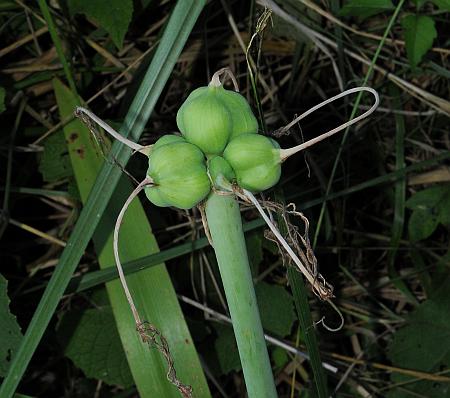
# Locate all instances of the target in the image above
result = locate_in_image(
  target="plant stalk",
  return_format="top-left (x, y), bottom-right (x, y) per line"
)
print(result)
top-left (205, 192), bottom-right (277, 398)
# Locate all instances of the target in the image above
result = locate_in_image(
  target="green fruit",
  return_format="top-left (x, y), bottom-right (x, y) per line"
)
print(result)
top-left (176, 85), bottom-right (258, 155)
top-left (145, 138), bottom-right (211, 209)
top-left (152, 134), bottom-right (186, 150)
top-left (207, 155), bottom-right (235, 187)
top-left (220, 89), bottom-right (258, 139)
top-left (223, 134), bottom-right (281, 192)
top-left (145, 188), bottom-right (169, 208)
top-left (176, 86), bottom-right (231, 155)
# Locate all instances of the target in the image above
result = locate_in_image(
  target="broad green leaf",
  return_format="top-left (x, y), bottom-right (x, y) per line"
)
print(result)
top-left (431, 0), bottom-right (450, 10)
top-left (58, 290), bottom-right (134, 387)
top-left (255, 282), bottom-right (296, 337)
top-left (213, 324), bottom-right (241, 375)
top-left (435, 187), bottom-right (450, 225)
top-left (406, 185), bottom-right (449, 209)
top-left (408, 207), bottom-right (439, 242)
top-left (406, 185), bottom-right (450, 241)
top-left (271, 347), bottom-right (289, 370)
top-left (0, 274), bottom-right (23, 377)
top-left (401, 15), bottom-right (437, 68)
top-left (38, 131), bottom-right (73, 182)
top-left (387, 280), bottom-right (450, 397)
top-left (339, 0), bottom-right (394, 19)
top-left (68, 0), bottom-right (133, 49)
top-left (0, 87), bottom-right (5, 113)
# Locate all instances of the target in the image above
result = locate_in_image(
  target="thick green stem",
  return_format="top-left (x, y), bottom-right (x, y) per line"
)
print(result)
top-left (205, 192), bottom-right (277, 398)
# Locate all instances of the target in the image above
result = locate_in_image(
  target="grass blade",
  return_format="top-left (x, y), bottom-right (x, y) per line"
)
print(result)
top-left (0, 99), bottom-right (26, 239)
top-left (0, 1), bottom-right (206, 396)
top-left (387, 85), bottom-right (418, 305)
top-left (274, 188), bottom-right (328, 397)
top-left (287, 267), bottom-right (328, 397)
top-left (54, 79), bottom-right (210, 396)
top-left (37, 0), bottom-right (77, 94)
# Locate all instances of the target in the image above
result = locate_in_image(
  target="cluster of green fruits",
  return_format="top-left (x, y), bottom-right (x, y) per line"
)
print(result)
top-left (145, 79), bottom-right (283, 209)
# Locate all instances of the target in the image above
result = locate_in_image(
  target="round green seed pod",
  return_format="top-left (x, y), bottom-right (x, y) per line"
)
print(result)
top-left (176, 86), bottom-right (231, 155)
top-left (207, 155), bottom-right (235, 186)
top-left (145, 139), bottom-right (211, 209)
top-left (145, 188), bottom-right (169, 207)
top-left (223, 134), bottom-right (281, 193)
top-left (220, 89), bottom-right (258, 139)
top-left (176, 85), bottom-right (258, 155)
top-left (152, 134), bottom-right (186, 150)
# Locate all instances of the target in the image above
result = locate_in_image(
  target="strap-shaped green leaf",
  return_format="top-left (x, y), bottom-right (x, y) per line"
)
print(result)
top-left (54, 78), bottom-right (210, 396)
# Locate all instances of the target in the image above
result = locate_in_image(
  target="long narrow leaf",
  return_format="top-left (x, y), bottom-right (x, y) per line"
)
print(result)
top-left (54, 79), bottom-right (210, 396)
top-left (387, 85), bottom-right (418, 305)
top-left (274, 189), bottom-right (328, 397)
top-left (287, 267), bottom-right (328, 397)
top-left (0, 1), bottom-right (206, 396)
top-left (37, 0), bottom-right (77, 94)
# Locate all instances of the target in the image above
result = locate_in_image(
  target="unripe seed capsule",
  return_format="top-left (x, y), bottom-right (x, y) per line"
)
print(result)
top-left (176, 86), bottom-right (231, 155)
top-left (219, 89), bottom-right (258, 139)
top-left (145, 136), bottom-right (211, 209)
top-left (152, 134), bottom-right (186, 150)
top-left (176, 83), bottom-right (258, 155)
top-left (223, 134), bottom-right (281, 193)
top-left (145, 188), bottom-right (170, 208)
